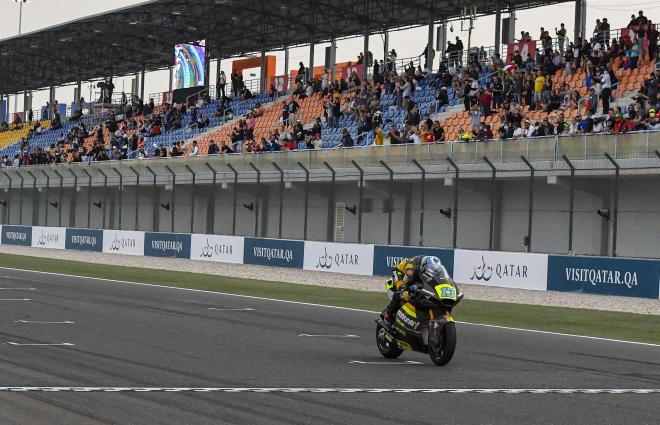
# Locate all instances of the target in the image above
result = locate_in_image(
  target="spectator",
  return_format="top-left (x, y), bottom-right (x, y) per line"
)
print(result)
top-left (556, 23), bottom-right (567, 56)
top-left (217, 71), bottom-right (226, 99)
top-left (220, 140), bottom-right (234, 154)
top-left (189, 140), bottom-right (199, 157)
top-left (340, 128), bottom-right (354, 147)
top-left (388, 124), bottom-right (403, 144)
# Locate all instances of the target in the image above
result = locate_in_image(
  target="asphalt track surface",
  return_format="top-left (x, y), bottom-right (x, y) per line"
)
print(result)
top-left (0, 268), bottom-right (658, 424)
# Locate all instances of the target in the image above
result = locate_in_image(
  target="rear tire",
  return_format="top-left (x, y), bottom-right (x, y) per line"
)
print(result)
top-left (376, 324), bottom-right (403, 359)
top-left (429, 322), bottom-right (457, 366)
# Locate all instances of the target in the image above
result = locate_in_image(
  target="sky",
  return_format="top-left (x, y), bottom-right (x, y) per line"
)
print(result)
top-left (0, 0), bottom-right (657, 115)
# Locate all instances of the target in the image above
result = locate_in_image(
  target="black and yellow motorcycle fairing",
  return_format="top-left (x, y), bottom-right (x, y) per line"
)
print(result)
top-left (376, 282), bottom-right (462, 366)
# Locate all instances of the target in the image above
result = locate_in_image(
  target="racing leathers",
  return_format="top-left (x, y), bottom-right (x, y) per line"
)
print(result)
top-left (381, 255), bottom-right (426, 325)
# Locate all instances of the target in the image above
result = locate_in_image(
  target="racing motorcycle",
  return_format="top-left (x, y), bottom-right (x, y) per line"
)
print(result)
top-left (375, 280), bottom-right (463, 366)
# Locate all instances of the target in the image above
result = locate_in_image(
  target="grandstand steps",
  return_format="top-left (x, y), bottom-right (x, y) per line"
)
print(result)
top-left (179, 95), bottom-right (293, 152)
top-left (430, 103), bottom-right (465, 123)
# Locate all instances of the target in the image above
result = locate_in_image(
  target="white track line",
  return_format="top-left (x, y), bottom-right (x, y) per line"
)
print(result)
top-left (208, 307), bottom-right (254, 311)
top-left (299, 334), bottom-right (359, 338)
top-left (348, 360), bottom-right (423, 365)
top-left (13, 320), bottom-right (75, 324)
top-left (0, 266), bottom-right (658, 349)
top-left (0, 288), bottom-right (35, 290)
top-left (0, 299), bottom-right (30, 301)
top-left (0, 387), bottom-right (657, 394)
top-left (4, 342), bottom-right (74, 346)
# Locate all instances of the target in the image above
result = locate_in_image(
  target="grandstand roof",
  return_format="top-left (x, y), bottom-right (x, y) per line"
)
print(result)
top-left (0, 0), bottom-right (570, 94)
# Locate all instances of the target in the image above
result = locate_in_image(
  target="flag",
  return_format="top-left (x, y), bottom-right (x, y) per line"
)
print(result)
top-left (501, 64), bottom-right (518, 75)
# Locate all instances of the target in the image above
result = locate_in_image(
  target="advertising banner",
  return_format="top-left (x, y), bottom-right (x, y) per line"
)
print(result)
top-left (65, 228), bottom-right (103, 251)
top-left (372, 245), bottom-right (454, 277)
top-left (190, 234), bottom-right (244, 264)
top-left (303, 241), bottom-right (374, 276)
top-left (31, 226), bottom-right (66, 250)
top-left (243, 237), bottom-right (304, 269)
top-left (1, 225), bottom-right (32, 246)
top-left (102, 230), bottom-right (145, 256)
top-left (505, 40), bottom-right (537, 64)
top-left (453, 249), bottom-right (548, 291)
top-left (547, 256), bottom-right (660, 299)
top-left (144, 232), bottom-right (191, 258)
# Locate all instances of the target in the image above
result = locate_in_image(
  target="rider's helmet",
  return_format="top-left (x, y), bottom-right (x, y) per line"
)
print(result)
top-left (420, 256), bottom-right (451, 286)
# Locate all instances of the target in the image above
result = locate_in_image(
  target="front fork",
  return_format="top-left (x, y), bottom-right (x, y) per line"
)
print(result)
top-left (428, 313), bottom-right (454, 347)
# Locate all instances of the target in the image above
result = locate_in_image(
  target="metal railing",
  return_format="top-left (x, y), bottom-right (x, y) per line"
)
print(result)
top-left (209, 131), bottom-right (660, 172)
top-left (8, 131), bottom-right (656, 172)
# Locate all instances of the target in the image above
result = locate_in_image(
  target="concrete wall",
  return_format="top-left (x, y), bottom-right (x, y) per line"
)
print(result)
top-left (1, 173), bottom-right (658, 259)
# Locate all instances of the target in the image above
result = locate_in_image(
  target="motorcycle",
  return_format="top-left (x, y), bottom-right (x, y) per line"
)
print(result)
top-left (375, 281), bottom-right (463, 366)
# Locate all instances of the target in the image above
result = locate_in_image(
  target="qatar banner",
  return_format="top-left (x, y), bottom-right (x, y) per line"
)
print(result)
top-left (548, 255), bottom-right (660, 299)
top-left (243, 237), bottom-right (304, 269)
top-left (65, 228), bottom-right (103, 252)
top-left (372, 245), bottom-right (454, 277)
top-left (453, 249), bottom-right (548, 291)
top-left (1, 225), bottom-right (32, 246)
top-left (144, 232), bottom-right (191, 259)
top-left (102, 230), bottom-right (145, 256)
top-left (505, 40), bottom-right (537, 64)
top-left (190, 234), bottom-right (244, 264)
top-left (31, 226), bottom-right (66, 250)
top-left (303, 241), bottom-right (374, 276)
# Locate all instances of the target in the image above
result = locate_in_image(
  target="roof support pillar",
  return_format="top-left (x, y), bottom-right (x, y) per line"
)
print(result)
top-left (383, 30), bottom-right (389, 65)
top-left (362, 29), bottom-right (369, 81)
top-left (329, 38), bottom-right (337, 82)
top-left (494, 2), bottom-right (502, 56)
top-left (426, 21), bottom-right (434, 71)
top-left (439, 19), bottom-right (447, 58)
top-left (308, 39), bottom-right (315, 82)
top-left (574, 0), bottom-right (586, 44)
top-left (133, 72), bottom-right (139, 97)
top-left (260, 49), bottom-right (267, 95)
top-left (140, 67), bottom-right (146, 101)
top-left (507, 8), bottom-right (516, 45)
top-left (169, 66), bottom-right (174, 92)
top-left (76, 79), bottom-right (82, 104)
top-left (48, 86), bottom-right (55, 120)
top-left (215, 58), bottom-right (221, 98)
top-left (205, 41), bottom-right (211, 91)
top-left (22, 91), bottom-right (27, 118)
top-left (0, 94), bottom-right (4, 123)
top-left (284, 48), bottom-right (290, 86)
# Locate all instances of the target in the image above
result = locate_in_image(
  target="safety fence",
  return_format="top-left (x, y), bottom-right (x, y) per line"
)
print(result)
top-left (1, 225), bottom-right (658, 300)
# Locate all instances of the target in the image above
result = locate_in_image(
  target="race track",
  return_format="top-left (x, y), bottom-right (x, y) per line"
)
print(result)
top-left (0, 267), bottom-right (658, 424)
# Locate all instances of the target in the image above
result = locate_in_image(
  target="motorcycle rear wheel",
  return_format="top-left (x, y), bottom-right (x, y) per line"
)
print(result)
top-left (376, 324), bottom-right (403, 359)
top-left (429, 322), bottom-right (457, 366)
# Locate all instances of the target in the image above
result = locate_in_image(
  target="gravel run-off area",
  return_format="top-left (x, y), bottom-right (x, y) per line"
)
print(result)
top-left (1, 245), bottom-right (659, 316)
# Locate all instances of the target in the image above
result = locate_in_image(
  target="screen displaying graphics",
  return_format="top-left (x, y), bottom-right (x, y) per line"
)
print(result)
top-left (174, 42), bottom-right (206, 89)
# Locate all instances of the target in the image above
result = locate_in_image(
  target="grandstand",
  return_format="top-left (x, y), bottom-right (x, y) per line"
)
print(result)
top-left (1, 0), bottom-right (615, 162)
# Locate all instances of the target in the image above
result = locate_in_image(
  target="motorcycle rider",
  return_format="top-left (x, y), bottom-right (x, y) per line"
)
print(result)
top-left (380, 256), bottom-right (453, 326)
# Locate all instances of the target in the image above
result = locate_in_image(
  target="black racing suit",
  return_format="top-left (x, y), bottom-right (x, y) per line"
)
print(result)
top-left (382, 256), bottom-right (425, 322)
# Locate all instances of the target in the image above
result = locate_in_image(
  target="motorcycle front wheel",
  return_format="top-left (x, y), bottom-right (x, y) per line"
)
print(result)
top-left (376, 324), bottom-right (403, 359)
top-left (429, 322), bottom-right (457, 366)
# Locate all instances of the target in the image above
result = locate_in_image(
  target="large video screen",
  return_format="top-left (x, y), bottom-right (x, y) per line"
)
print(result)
top-left (174, 42), bottom-right (206, 89)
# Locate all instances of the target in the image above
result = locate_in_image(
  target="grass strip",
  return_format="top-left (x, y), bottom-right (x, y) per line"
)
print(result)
top-left (1, 252), bottom-right (659, 344)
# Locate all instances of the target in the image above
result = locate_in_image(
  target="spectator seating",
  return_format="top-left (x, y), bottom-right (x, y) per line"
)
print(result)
top-left (439, 59), bottom-right (656, 141)
top-left (0, 120), bottom-right (51, 148)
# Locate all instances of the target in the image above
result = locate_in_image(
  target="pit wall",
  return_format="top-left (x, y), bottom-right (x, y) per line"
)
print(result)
top-left (2, 225), bottom-right (658, 300)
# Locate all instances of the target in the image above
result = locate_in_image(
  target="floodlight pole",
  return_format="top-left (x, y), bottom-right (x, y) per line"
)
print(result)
top-left (13, 0), bottom-right (28, 117)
